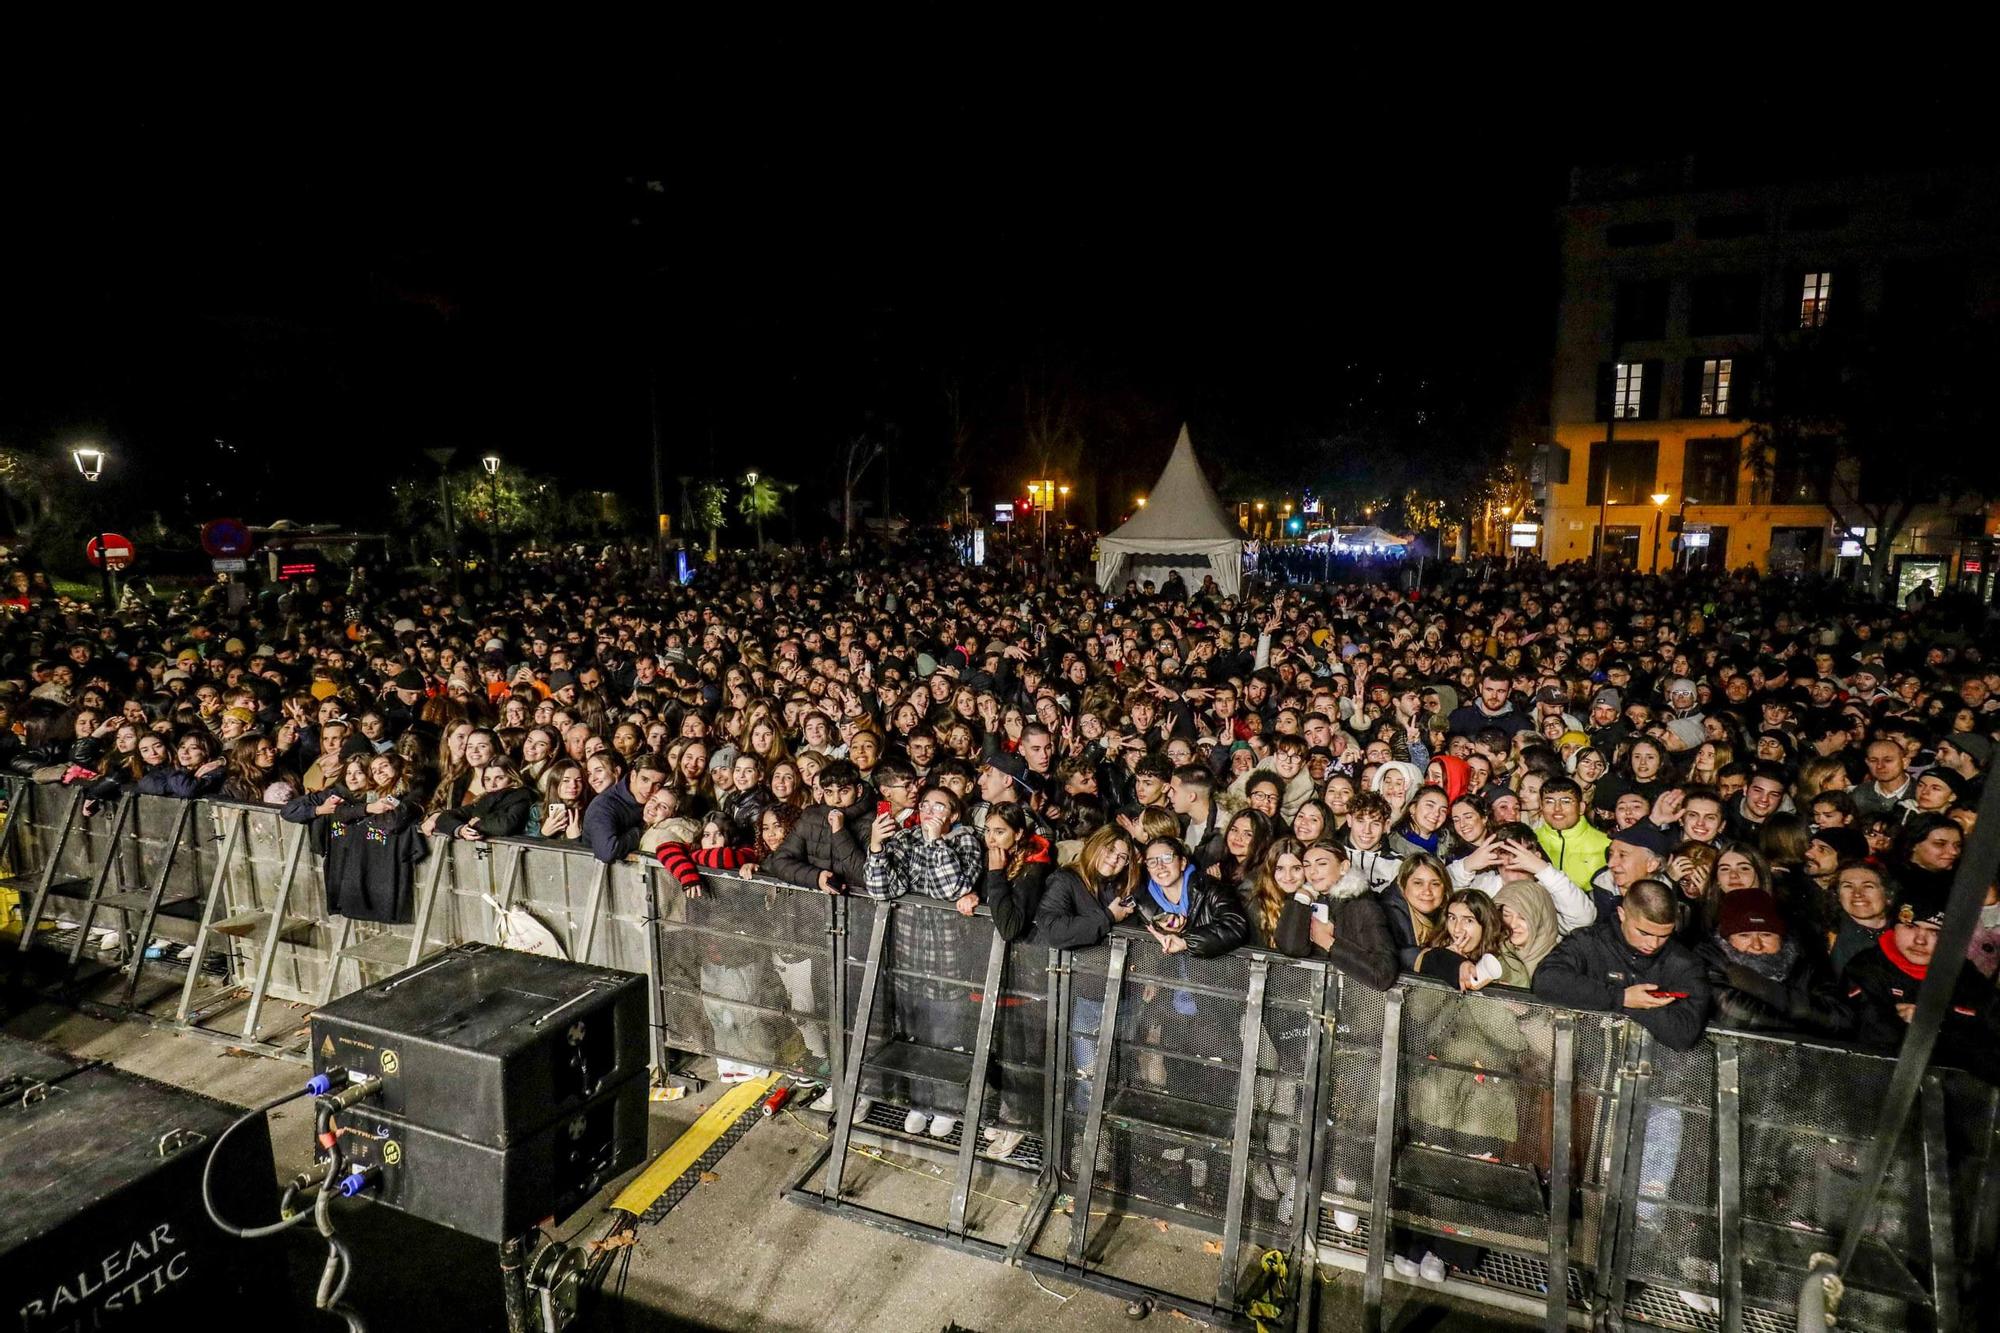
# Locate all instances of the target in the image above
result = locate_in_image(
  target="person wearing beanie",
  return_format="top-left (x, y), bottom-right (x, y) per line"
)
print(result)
top-left (1695, 888), bottom-right (1853, 1037)
top-left (1843, 884), bottom-right (2000, 1083)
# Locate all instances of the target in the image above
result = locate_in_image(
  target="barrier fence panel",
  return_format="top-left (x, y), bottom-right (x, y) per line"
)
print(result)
top-left (651, 871), bottom-right (835, 1084)
top-left (792, 894), bottom-right (1051, 1255)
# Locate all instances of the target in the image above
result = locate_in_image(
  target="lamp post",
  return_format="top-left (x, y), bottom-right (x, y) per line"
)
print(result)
top-left (1057, 484), bottom-right (1070, 529)
top-left (1135, 495), bottom-right (1147, 509)
top-left (482, 454), bottom-right (503, 570)
top-left (745, 470), bottom-right (764, 551)
top-left (1650, 491), bottom-right (1670, 573)
top-left (72, 447), bottom-right (114, 607)
top-left (1254, 500), bottom-right (1266, 539)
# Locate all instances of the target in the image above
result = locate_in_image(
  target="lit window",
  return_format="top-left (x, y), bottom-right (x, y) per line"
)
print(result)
top-left (1698, 359), bottom-right (1732, 417)
top-left (1800, 271), bottom-right (1832, 328)
top-left (1612, 362), bottom-right (1645, 420)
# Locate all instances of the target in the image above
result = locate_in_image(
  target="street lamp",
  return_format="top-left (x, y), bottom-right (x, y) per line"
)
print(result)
top-left (1254, 500), bottom-right (1266, 538)
top-left (744, 471), bottom-right (765, 551)
top-left (1058, 484), bottom-right (1070, 528)
top-left (71, 447), bottom-right (114, 606)
top-left (1135, 495), bottom-right (1147, 508)
top-left (1650, 491), bottom-right (1670, 573)
top-left (482, 454), bottom-right (503, 570)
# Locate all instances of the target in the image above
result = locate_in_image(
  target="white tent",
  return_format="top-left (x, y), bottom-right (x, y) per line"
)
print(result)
top-left (1095, 425), bottom-right (1245, 598)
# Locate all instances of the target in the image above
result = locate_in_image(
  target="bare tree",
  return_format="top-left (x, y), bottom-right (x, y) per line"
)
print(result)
top-left (838, 434), bottom-right (884, 547)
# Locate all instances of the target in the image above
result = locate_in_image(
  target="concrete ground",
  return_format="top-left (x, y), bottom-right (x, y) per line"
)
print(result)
top-left (3, 998), bottom-right (1524, 1333)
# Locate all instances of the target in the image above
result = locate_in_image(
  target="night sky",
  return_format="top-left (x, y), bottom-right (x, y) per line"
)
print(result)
top-left (5, 91), bottom-right (1982, 548)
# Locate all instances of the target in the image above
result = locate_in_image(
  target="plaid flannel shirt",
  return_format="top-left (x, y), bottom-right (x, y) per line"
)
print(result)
top-left (863, 823), bottom-right (984, 902)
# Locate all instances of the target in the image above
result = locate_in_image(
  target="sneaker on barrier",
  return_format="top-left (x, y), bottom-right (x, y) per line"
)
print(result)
top-left (1277, 1177), bottom-right (1297, 1226)
top-left (1418, 1252), bottom-right (1446, 1285)
top-left (1332, 1208), bottom-right (1360, 1234)
top-left (981, 1128), bottom-right (1025, 1160)
top-left (1677, 1290), bottom-right (1721, 1317)
top-left (927, 1115), bottom-right (957, 1139)
top-left (1249, 1163), bottom-right (1279, 1202)
top-left (807, 1088), bottom-right (834, 1114)
top-left (1392, 1255), bottom-right (1419, 1280)
top-left (903, 1110), bottom-right (928, 1134)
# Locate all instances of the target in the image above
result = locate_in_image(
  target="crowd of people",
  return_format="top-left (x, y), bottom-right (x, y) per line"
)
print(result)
top-left (5, 541), bottom-right (1999, 1290)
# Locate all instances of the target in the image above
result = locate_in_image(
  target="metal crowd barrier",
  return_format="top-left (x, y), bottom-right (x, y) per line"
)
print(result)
top-left (3, 774), bottom-right (1995, 1330)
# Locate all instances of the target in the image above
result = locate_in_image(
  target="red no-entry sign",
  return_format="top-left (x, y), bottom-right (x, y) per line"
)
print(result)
top-left (201, 518), bottom-right (253, 558)
top-left (86, 534), bottom-right (136, 569)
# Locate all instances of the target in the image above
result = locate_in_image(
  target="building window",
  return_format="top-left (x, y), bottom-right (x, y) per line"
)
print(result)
top-left (1800, 271), bottom-right (1833, 328)
top-left (1754, 438), bottom-right (1834, 505)
top-left (1612, 362), bottom-right (1644, 419)
top-left (1682, 437), bottom-right (1739, 506)
top-left (1688, 273), bottom-right (1760, 336)
top-left (1614, 279), bottom-right (1670, 341)
top-left (1587, 439), bottom-right (1659, 506)
top-left (1696, 359), bottom-right (1732, 416)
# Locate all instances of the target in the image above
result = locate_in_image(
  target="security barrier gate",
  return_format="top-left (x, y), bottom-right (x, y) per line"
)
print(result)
top-left (3, 775), bottom-right (1994, 1330)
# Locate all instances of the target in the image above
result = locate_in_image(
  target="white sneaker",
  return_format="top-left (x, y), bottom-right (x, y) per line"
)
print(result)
top-left (808, 1089), bottom-right (834, 1114)
top-left (1332, 1208), bottom-right (1361, 1233)
top-left (1392, 1256), bottom-right (1419, 1279)
top-left (981, 1128), bottom-right (1025, 1160)
top-left (1677, 1291), bottom-right (1721, 1317)
top-left (903, 1110), bottom-right (928, 1134)
top-left (1249, 1163), bottom-right (1279, 1202)
top-left (927, 1115), bottom-right (957, 1139)
top-left (1277, 1177), bottom-right (1297, 1226)
top-left (1418, 1252), bottom-right (1446, 1284)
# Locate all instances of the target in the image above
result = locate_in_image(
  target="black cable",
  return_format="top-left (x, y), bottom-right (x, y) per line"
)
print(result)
top-left (203, 1085), bottom-right (316, 1240)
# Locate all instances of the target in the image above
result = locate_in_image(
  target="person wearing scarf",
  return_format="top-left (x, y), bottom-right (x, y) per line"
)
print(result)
top-left (1695, 888), bottom-right (1853, 1037)
top-left (1845, 885), bottom-right (2000, 1084)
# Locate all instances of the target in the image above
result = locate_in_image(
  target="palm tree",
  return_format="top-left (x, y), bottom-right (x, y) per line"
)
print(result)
top-left (693, 480), bottom-right (729, 560)
top-left (736, 471), bottom-right (790, 552)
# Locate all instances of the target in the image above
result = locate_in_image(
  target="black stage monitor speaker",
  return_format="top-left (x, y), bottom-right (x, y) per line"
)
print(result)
top-left (309, 944), bottom-right (650, 1241)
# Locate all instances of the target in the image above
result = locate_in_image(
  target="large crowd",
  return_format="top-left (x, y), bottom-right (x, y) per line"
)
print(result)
top-left (5, 541), bottom-right (1999, 1292)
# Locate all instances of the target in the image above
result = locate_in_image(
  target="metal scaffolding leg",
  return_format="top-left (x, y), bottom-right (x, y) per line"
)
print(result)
top-left (575, 860), bottom-right (611, 962)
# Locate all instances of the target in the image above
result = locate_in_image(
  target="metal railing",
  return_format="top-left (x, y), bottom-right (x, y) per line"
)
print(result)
top-left (2, 775), bottom-right (1993, 1330)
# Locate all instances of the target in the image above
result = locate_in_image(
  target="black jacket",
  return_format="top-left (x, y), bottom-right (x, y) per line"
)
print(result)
top-left (1692, 937), bottom-right (1855, 1038)
top-left (980, 839), bottom-right (1053, 943)
top-left (1132, 867), bottom-right (1249, 959)
top-left (1379, 882), bottom-right (1441, 971)
top-left (762, 793), bottom-right (872, 892)
top-left (432, 786), bottom-right (535, 840)
top-left (1275, 873), bottom-right (1400, 992)
top-left (583, 778), bottom-right (646, 863)
top-left (1033, 866), bottom-right (1127, 951)
top-left (1532, 919), bottom-right (1714, 1051)
top-left (1843, 938), bottom-right (2000, 1084)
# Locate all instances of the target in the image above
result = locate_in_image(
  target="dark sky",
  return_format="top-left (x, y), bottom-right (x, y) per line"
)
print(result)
top-left (4, 90), bottom-right (1984, 541)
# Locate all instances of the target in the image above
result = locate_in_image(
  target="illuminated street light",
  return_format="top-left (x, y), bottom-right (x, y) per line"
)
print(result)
top-left (72, 446), bottom-right (105, 482)
top-left (71, 445), bottom-right (113, 605)
top-left (482, 453), bottom-right (501, 475)
top-left (1135, 495), bottom-right (1147, 508)
top-left (482, 455), bottom-right (503, 568)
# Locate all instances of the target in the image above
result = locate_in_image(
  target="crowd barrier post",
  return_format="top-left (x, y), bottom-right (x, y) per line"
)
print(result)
top-left (1062, 934), bottom-right (1129, 1270)
top-left (60, 795), bottom-right (134, 974)
top-left (575, 860), bottom-right (610, 961)
top-left (112, 798), bottom-right (197, 1008)
top-left (825, 898), bottom-right (892, 1204)
top-left (15, 785), bottom-right (84, 947)
top-left (1544, 1013), bottom-right (1576, 1333)
top-left (240, 818), bottom-right (310, 1041)
top-left (945, 929), bottom-right (1009, 1238)
top-left (1919, 1075), bottom-right (1958, 1333)
top-left (176, 805), bottom-right (248, 1024)
top-left (1715, 1036), bottom-right (1744, 1333)
top-left (1359, 985), bottom-right (1403, 1333)
top-left (1215, 955), bottom-right (1269, 1310)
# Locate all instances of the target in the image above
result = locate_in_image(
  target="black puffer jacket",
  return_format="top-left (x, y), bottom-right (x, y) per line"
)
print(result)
top-left (1532, 919), bottom-right (1713, 1051)
top-left (762, 792), bottom-right (873, 892)
top-left (1132, 865), bottom-right (1249, 959)
top-left (432, 786), bottom-right (535, 840)
top-left (1693, 936), bottom-right (1855, 1038)
top-left (1033, 866), bottom-right (1129, 950)
top-left (1276, 868), bottom-right (1400, 991)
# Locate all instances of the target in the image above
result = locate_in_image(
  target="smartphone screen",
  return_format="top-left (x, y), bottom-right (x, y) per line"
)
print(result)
top-left (876, 800), bottom-right (893, 817)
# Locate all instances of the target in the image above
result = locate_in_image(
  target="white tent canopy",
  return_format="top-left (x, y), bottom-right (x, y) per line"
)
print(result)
top-left (1095, 425), bottom-right (1245, 598)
